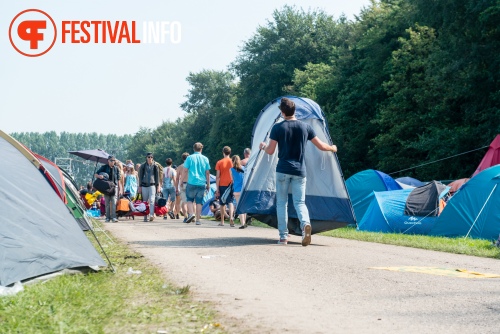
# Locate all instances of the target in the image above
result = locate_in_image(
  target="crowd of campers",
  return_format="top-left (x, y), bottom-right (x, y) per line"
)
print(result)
top-left (79, 150), bottom-right (249, 225)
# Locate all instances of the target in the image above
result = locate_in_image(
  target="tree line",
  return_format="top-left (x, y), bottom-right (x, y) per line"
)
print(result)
top-left (12, 0), bottom-right (500, 186)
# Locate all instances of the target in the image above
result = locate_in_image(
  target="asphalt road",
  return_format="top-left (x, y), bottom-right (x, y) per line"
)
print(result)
top-left (105, 218), bottom-right (500, 334)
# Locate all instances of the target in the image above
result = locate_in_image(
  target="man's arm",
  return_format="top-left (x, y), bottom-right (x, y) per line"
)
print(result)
top-left (310, 137), bottom-right (337, 152)
top-left (259, 139), bottom-right (278, 155)
top-left (205, 169), bottom-right (211, 190)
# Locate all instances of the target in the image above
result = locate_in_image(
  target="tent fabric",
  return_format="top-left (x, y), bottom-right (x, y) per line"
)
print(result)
top-left (395, 176), bottom-right (425, 187)
top-left (346, 169), bottom-right (402, 222)
top-left (430, 165), bottom-right (500, 240)
top-left (357, 189), bottom-right (439, 235)
top-left (34, 153), bottom-right (67, 204)
top-left (61, 170), bottom-right (92, 231)
top-left (0, 131), bottom-right (106, 287)
top-left (404, 181), bottom-right (449, 217)
top-left (237, 96), bottom-right (355, 236)
top-left (472, 135), bottom-right (500, 177)
top-left (447, 178), bottom-right (470, 195)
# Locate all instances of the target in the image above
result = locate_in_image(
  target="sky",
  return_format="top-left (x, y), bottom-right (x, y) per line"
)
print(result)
top-left (0, 0), bottom-right (371, 136)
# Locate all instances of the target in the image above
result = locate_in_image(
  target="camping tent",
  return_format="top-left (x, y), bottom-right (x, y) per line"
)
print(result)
top-left (346, 169), bottom-right (402, 223)
top-left (472, 135), bottom-right (500, 177)
top-left (357, 189), bottom-right (440, 235)
top-left (0, 130), bottom-right (106, 287)
top-left (430, 165), bottom-right (500, 240)
top-left (395, 176), bottom-right (425, 188)
top-left (404, 181), bottom-right (449, 217)
top-left (60, 168), bottom-right (92, 230)
top-left (236, 96), bottom-right (355, 235)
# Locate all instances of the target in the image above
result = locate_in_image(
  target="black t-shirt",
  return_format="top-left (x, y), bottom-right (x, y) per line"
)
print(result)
top-left (269, 120), bottom-right (316, 177)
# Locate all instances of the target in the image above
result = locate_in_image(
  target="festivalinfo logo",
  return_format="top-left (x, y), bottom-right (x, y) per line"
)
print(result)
top-left (9, 8), bottom-right (182, 57)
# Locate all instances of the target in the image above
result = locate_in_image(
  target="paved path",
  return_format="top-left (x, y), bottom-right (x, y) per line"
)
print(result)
top-left (105, 218), bottom-right (500, 333)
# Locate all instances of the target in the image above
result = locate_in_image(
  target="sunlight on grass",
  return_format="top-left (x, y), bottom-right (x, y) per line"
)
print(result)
top-left (0, 219), bottom-right (226, 334)
top-left (321, 227), bottom-right (500, 259)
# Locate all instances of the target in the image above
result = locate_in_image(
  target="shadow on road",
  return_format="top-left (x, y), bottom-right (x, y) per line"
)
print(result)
top-left (128, 236), bottom-right (325, 248)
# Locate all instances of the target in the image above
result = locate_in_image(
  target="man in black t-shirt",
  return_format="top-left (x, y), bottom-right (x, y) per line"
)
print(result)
top-left (260, 97), bottom-right (337, 246)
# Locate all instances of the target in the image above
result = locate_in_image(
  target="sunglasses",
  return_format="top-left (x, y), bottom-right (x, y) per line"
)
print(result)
top-left (147, 156), bottom-right (153, 159)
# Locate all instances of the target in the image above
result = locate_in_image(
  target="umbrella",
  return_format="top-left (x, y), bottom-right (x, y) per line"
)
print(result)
top-left (68, 149), bottom-right (111, 164)
top-left (68, 149), bottom-right (111, 181)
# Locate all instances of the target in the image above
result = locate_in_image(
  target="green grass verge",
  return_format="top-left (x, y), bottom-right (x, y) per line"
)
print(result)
top-left (321, 227), bottom-right (500, 259)
top-left (0, 220), bottom-right (226, 334)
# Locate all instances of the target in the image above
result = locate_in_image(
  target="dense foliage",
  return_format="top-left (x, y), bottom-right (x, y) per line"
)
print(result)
top-left (11, 0), bottom-right (500, 182)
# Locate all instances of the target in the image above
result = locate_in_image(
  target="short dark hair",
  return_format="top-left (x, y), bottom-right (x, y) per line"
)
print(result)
top-left (279, 97), bottom-right (295, 117)
top-left (146, 152), bottom-right (153, 157)
top-left (165, 158), bottom-right (173, 166)
top-left (181, 152), bottom-right (189, 161)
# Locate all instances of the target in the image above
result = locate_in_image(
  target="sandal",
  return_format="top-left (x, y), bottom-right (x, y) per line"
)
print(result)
top-left (218, 223), bottom-right (225, 226)
top-left (230, 220), bottom-right (235, 227)
top-left (239, 224), bottom-right (247, 229)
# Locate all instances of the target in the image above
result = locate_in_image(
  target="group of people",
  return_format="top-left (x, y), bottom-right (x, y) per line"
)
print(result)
top-left (93, 97), bottom-right (337, 246)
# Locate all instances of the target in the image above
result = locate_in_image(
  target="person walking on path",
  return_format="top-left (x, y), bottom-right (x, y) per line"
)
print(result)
top-left (231, 155), bottom-right (247, 228)
top-left (162, 158), bottom-right (178, 220)
top-left (138, 152), bottom-right (161, 222)
top-left (184, 143), bottom-right (210, 225)
top-left (241, 148), bottom-right (251, 167)
top-left (94, 155), bottom-right (122, 223)
top-left (175, 152), bottom-right (190, 222)
top-left (215, 146), bottom-right (235, 227)
top-left (259, 97), bottom-right (337, 246)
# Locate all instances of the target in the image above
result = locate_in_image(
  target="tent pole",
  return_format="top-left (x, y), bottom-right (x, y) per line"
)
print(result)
top-left (465, 184), bottom-right (497, 239)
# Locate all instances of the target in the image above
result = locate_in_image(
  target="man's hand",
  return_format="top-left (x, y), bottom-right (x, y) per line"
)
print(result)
top-left (331, 145), bottom-right (337, 153)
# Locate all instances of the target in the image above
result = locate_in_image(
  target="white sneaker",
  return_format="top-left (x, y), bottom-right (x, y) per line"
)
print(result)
top-left (185, 214), bottom-right (195, 224)
top-left (302, 224), bottom-right (312, 246)
top-left (195, 221), bottom-right (201, 225)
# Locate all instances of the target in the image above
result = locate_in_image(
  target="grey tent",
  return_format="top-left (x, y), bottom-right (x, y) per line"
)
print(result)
top-left (404, 181), bottom-right (449, 217)
top-left (0, 130), bottom-right (106, 287)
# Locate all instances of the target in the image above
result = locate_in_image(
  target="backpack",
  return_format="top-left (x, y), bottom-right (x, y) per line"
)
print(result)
top-left (93, 178), bottom-right (116, 196)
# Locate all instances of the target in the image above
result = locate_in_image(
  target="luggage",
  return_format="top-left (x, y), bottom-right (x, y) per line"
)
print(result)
top-left (93, 178), bottom-right (116, 196)
top-left (116, 197), bottom-right (131, 217)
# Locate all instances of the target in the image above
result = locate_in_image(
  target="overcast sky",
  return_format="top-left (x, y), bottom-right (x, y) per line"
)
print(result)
top-left (0, 0), bottom-right (371, 135)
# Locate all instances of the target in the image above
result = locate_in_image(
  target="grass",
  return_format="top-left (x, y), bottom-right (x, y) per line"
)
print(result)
top-left (3, 217), bottom-right (496, 333)
top-left (211, 214), bottom-right (500, 259)
top-left (0, 219), bottom-right (226, 334)
top-left (321, 227), bottom-right (500, 259)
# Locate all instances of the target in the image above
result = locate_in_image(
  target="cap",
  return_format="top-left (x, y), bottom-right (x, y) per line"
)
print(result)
top-left (146, 152), bottom-right (153, 157)
top-left (107, 155), bottom-right (115, 161)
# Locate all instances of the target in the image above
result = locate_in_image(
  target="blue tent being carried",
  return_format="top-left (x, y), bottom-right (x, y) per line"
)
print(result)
top-left (430, 165), bottom-right (500, 240)
top-left (237, 96), bottom-right (355, 235)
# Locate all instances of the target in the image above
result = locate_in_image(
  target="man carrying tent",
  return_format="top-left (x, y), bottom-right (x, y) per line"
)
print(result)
top-left (259, 97), bottom-right (337, 246)
top-left (94, 155), bottom-right (122, 223)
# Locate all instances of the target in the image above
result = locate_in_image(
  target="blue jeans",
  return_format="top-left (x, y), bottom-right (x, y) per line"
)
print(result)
top-left (186, 184), bottom-right (205, 204)
top-left (276, 172), bottom-right (310, 240)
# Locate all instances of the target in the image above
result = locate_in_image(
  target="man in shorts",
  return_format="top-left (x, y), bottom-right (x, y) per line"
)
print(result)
top-left (184, 143), bottom-right (210, 225)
